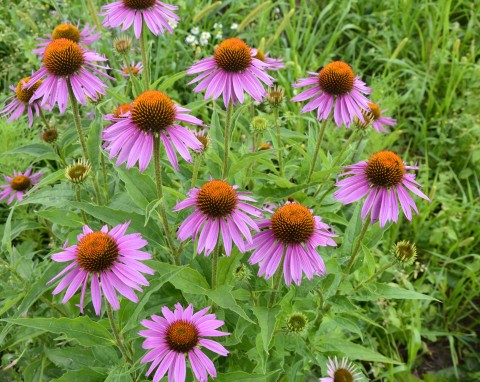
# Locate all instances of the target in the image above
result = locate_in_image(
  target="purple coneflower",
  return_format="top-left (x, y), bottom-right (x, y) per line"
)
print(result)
top-left (0, 168), bottom-right (42, 204)
top-left (120, 61), bottom-right (144, 77)
top-left (291, 61), bottom-right (371, 127)
top-left (25, 39), bottom-right (112, 114)
top-left (320, 357), bottom-right (364, 382)
top-left (248, 202), bottom-right (337, 286)
top-left (187, 38), bottom-right (274, 107)
top-left (254, 49), bottom-right (284, 71)
top-left (334, 150), bottom-right (430, 227)
top-left (139, 303), bottom-right (229, 382)
top-left (48, 221), bottom-right (154, 315)
top-left (174, 180), bottom-right (261, 256)
top-left (102, 90), bottom-right (203, 172)
top-left (33, 22), bottom-right (100, 58)
top-left (359, 102), bottom-right (396, 133)
top-left (101, 0), bottom-right (179, 39)
top-left (0, 77), bottom-right (45, 127)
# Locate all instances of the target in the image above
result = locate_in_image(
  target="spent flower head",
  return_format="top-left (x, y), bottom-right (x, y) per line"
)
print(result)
top-left (40, 127), bottom-right (59, 143)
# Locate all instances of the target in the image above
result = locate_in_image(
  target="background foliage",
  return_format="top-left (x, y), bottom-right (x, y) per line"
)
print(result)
top-left (0, 0), bottom-right (479, 381)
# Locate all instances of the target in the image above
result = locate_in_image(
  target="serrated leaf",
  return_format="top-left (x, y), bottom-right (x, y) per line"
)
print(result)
top-left (252, 306), bottom-right (280, 353)
top-left (2, 317), bottom-right (115, 347)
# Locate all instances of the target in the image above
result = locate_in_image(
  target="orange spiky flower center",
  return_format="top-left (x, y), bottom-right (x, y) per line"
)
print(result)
top-left (367, 102), bottom-right (381, 120)
top-left (76, 232), bottom-right (119, 273)
top-left (271, 203), bottom-right (315, 244)
top-left (16, 77), bottom-right (42, 103)
top-left (166, 320), bottom-right (199, 353)
top-left (44, 38), bottom-right (84, 76)
top-left (52, 24), bottom-right (81, 43)
top-left (214, 38), bottom-right (252, 73)
top-left (131, 90), bottom-right (176, 133)
top-left (196, 180), bottom-right (238, 218)
top-left (366, 151), bottom-right (406, 188)
top-left (10, 175), bottom-right (31, 191)
top-left (318, 61), bottom-right (355, 96)
top-left (123, 0), bottom-right (156, 9)
top-left (113, 103), bottom-right (133, 118)
top-left (334, 368), bottom-right (354, 382)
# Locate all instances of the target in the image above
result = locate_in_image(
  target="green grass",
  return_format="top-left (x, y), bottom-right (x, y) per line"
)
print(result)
top-left (0, 0), bottom-right (479, 381)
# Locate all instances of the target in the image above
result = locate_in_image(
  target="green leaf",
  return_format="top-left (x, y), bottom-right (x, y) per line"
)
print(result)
top-left (149, 261), bottom-right (210, 293)
top-left (0, 262), bottom-right (60, 347)
top-left (154, 70), bottom-right (186, 91)
top-left (45, 347), bottom-right (118, 370)
top-left (70, 202), bottom-right (164, 247)
top-left (228, 151), bottom-right (273, 177)
top-left (114, 165), bottom-right (157, 210)
top-left (104, 364), bottom-right (134, 382)
top-left (319, 338), bottom-right (401, 364)
top-left (52, 367), bottom-right (108, 382)
top-left (206, 285), bottom-right (254, 323)
top-left (217, 370), bottom-right (281, 381)
top-left (2, 317), bottom-right (115, 347)
top-left (1, 206), bottom-right (14, 255)
top-left (353, 283), bottom-right (437, 301)
top-left (29, 169), bottom-right (65, 193)
top-left (36, 209), bottom-right (84, 228)
top-left (340, 203), bottom-right (362, 257)
top-left (87, 117), bottom-right (103, 171)
top-left (252, 306), bottom-right (280, 353)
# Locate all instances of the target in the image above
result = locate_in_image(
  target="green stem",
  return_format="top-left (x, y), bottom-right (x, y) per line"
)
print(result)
top-left (66, 79), bottom-right (89, 161)
top-left (75, 187), bottom-right (89, 224)
top-left (153, 135), bottom-right (178, 263)
top-left (101, 154), bottom-right (109, 204)
top-left (38, 108), bottom-right (51, 129)
top-left (351, 134), bottom-right (364, 162)
top-left (139, 25), bottom-right (150, 90)
top-left (250, 99), bottom-right (255, 119)
top-left (314, 184), bottom-right (336, 203)
top-left (306, 119), bottom-right (328, 184)
top-left (86, 0), bottom-right (102, 30)
top-left (268, 253), bottom-right (285, 308)
top-left (211, 244), bottom-right (221, 290)
top-left (123, 56), bottom-right (142, 95)
top-left (67, 78), bottom-right (102, 205)
top-left (222, 102), bottom-right (233, 179)
top-left (274, 107), bottom-right (284, 177)
top-left (191, 155), bottom-right (201, 189)
top-left (338, 214), bottom-right (371, 291)
top-left (354, 261), bottom-right (395, 292)
top-left (330, 129), bottom-right (358, 169)
top-left (106, 303), bottom-right (133, 365)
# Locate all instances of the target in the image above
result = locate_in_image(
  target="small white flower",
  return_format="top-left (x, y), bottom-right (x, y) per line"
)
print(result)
top-left (213, 23), bottom-right (223, 29)
top-left (168, 19), bottom-right (178, 29)
top-left (185, 35), bottom-right (196, 44)
top-left (215, 31), bottom-right (223, 40)
top-left (191, 27), bottom-right (200, 35)
top-left (199, 38), bottom-right (208, 46)
top-left (200, 32), bottom-right (211, 40)
top-left (230, 23), bottom-right (238, 30)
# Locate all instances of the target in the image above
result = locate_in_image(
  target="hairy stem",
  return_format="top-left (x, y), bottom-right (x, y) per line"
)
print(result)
top-left (222, 102), bottom-right (233, 179)
top-left (140, 25), bottom-right (150, 90)
top-left (191, 155), bottom-right (201, 189)
top-left (354, 261), bottom-right (395, 291)
top-left (274, 107), bottom-right (284, 177)
top-left (153, 135), bottom-right (178, 263)
top-left (75, 187), bottom-right (89, 224)
top-left (211, 244), bottom-right (221, 290)
top-left (106, 303), bottom-right (133, 365)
